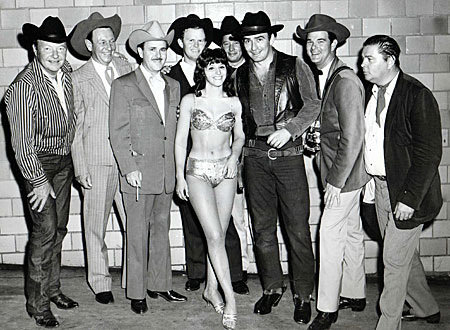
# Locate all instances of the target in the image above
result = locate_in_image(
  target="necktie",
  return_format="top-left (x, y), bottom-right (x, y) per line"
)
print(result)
top-left (105, 66), bottom-right (114, 85)
top-left (375, 85), bottom-right (387, 126)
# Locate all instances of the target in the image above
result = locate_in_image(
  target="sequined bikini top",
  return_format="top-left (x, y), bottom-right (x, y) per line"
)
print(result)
top-left (190, 96), bottom-right (236, 132)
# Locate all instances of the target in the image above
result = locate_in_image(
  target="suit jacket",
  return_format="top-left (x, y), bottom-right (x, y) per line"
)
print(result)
top-left (319, 57), bottom-right (370, 192)
top-left (166, 61), bottom-right (194, 98)
top-left (366, 71), bottom-right (442, 229)
top-left (71, 57), bottom-right (132, 178)
top-left (109, 67), bottom-right (180, 195)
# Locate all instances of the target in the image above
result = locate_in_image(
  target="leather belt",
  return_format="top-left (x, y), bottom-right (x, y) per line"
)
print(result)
top-left (374, 175), bottom-right (387, 181)
top-left (243, 145), bottom-right (304, 160)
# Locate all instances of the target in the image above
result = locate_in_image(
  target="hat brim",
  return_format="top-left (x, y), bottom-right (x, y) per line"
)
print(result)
top-left (70, 14), bottom-right (121, 57)
top-left (212, 28), bottom-right (241, 47)
top-left (22, 23), bottom-right (68, 44)
top-left (239, 24), bottom-right (284, 37)
top-left (128, 29), bottom-right (175, 54)
top-left (295, 22), bottom-right (350, 44)
top-left (168, 17), bottom-right (214, 56)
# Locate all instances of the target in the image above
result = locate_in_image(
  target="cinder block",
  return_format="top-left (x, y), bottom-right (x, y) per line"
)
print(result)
top-left (378, 0), bottom-right (406, 16)
top-left (69, 195), bottom-right (81, 215)
top-left (0, 0), bottom-right (15, 8)
top-left (58, 7), bottom-right (90, 28)
top-left (2, 252), bottom-right (25, 265)
top-left (0, 236), bottom-right (15, 253)
top-left (435, 36), bottom-right (450, 54)
top-left (364, 258), bottom-right (378, 274)
top-left (17, 0), bottom-right (44, 8)
top-left (364, 240), bottom-right (380, 258)
top-left (433, 220), bottom-right (450, 237)
top-left (392, 18), bottom-right (419, 36)
top-left (406, 36), bottom-right (434, 54)
top-left (107, 249), bottom-right (114, 267)
top-left (169, 228), bottom-right (184, 247)
top-left (62, 250), bottom-right (85, 267)
top-left (310, 223), bottom-right (318, 243)
top-left (406, 0), bottom-right (433, 16)
top-left (105, 231), bottom-right (123, 249)
top-left (113, 249), bottom-right (124, 267)
top-left (349, 37), bottom-right (365, 58)
top-left (273, 39), bottom-right (292, 55)
top-left (136, 0), bottom-right (163, 4)
top-left (30, 9), bottom-right (59, 25)
top-left (420, 256), bottom-right (433, 272)
top-left (106, 0), bottom-right (132, 4)
top-left (71, 232), bottom-right (84, 250)
top-left (434, 73), bottom-right (450, 91)
top-left (234, 3), bottom-right (262, 21)
top-left (309, 187), bottom-right (322, 207)
top-left (441, 183), bottom-right (450, 200)
top-left (0, 30), bottom-right (20, 48)
top-left (435, 92), bottom-right (448, 110)
top-left (247, 262), bottom-right (257, 274)
top-left (321, 0), bottom-right (349, 18)
top-left (175, 4), bottom-right (204, 18)
top-left (409, 73), bottom-right (433, 90)
top-left (436, 202), bottom-right (447, 220)
top-left (161, 0), bottom-right (184, 3)
top-left (263, 1), bottom-right (292, 20)
top-left (434, 0), bottom-right (450, 15)
top-left (67, 214), bottom-right (82, 232)
top-left (421, 224), bottom-right (433, 238)
top-left (1, 10), bottom-right (29, 29)
top-left (62, 234), bottom-right (72, 250)
top-left (292, 1), bottom-right (320, 19)
top-left (420, 238), bottom-right (446, 256)
top-left (420, 54), bottom-right (449, 73)
top-left (90, 6), bottom-right (118, 18)
top-left (362, 18), bottom-right (390, 37)
top-left (434, 256), bottom-right (450, 271)
top-left (442, 148), bottom-right (450, 165)
top-left (401, 54), bottom-right (420, 73)
top-left (281, 261), bottom-right (288, 274)
top-left (340, 18), bottom-right (363, 37)
top-left (3, 49), bottom-right (29, 68)
top-left (170, 247), bottom-right (185, 265)
top-left (0, 199), bottom-right (12, 217)
top-left (46, 0), bottom-right (73, 7)
top-left (309, 205), bottom-right (322, 225)
top-left (116, 24), bottom-right (133, 46)
top-left (277, 20), bottom-right (300, 41)
top-left (146, 5), bottom-right (176, 24)
top-left (74, 0), bottom-right (104, 6)
top-left (439, 165), bottom-right (448, 183)
top-left (0, 68), bottom-right (20, 87)
top-left (15, 234), bottom-right (27, 252)
top-left (12, 199), bottom-right (25, 217)
top-left (448, 238), bottom-right (450, 253)
top-left (349, 0), bottom-right (377, 18)
top-left (117, 6), bottom-right (144, 25)
top-left (205, 3), bottom-right (234, 23)
top-left (0, 217), bottom-right (28, 235)
top-left (420, 16), bottom-right (448, 35)
top-left (170, 211), bottom-right (182, 230)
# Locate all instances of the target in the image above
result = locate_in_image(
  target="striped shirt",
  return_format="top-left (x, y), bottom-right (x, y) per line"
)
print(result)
top-left (5, 58), bottom-right (76, 188)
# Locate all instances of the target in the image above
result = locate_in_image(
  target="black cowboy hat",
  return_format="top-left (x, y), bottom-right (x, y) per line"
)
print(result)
top-left (70, 12), bottom-right (121, 57)
top-left (168, 14), bottom-right (213, 55)
top-left (213, 16), bottom-right (241, 46)
top-left (295, 14), bottom-right (350, 44)
top-left (239, 11), bottom-right (284, 37)
top-left (22, 16), bottom-right (67, 44)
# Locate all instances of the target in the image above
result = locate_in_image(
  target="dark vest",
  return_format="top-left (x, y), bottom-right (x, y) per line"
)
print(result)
top-left (167, 61), bottom-right (195, 98)
top-left (236, 51), bottom-right (303, 141)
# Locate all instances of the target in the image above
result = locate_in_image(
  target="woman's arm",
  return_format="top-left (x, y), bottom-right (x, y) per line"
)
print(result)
top-left (174, 94), bottom-right (193, 200)
top-left (224, 97), bottom-right (245, 178)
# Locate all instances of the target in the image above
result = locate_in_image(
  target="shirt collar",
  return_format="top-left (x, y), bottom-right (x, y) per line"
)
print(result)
top-left (140, 64), bottom-right (164, 83)
top-left (372, 71), bottom-right (400, 97)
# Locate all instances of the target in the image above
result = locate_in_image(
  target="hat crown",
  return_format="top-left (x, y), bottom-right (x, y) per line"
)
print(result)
top-left (220, 16), bottom-right (240, 34)
top-left (23, 16), bottom-right (67, 43)
top-left (305, 14), bottom-right (337, 30)
top-left (242, 11), bottom-right (271, 28)
top-left (141, 21), bottom-right (166, 39)
top-left (88, 12), bottom-right (106, 22)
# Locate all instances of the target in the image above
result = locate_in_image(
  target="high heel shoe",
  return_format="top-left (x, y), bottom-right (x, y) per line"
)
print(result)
top-left (222, 313), bottom-right (237, 330)
top-left (202, 293), bottom-right (224, 314)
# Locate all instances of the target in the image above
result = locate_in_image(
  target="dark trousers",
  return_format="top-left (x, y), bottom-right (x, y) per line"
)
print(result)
top-left (177, 198), bottom-right (243, 282)
top-left (244, 155), bottom-right (314, 298)
top-left (24, 154), bottom-right (73, 315)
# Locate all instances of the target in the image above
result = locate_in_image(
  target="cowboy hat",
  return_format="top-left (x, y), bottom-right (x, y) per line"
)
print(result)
top-left (128, 21), bottom-right (175, 54)
top-left (295, 14), bottom-right (350, 44)
top-left (168, 14), bottom-right (213, 55)
top-left (70, 12), bottom-right (121, 57)
top-left (239, 11), bottom-right (284, 37)
top-left (213, 16), bottom-right (241, 46)
top-left (22, 16), bottom-right (67, 44)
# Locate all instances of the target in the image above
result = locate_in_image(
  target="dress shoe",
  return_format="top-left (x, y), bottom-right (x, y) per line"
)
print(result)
top-left (338, 296), bottom-right (366, 311)
top-left (185, 278), bottom-right (204, 292)
top-left (147, 290), bottom-right (187, 302)
top-left (33, 310), bottom-right (59, 328)
top-left (95, 291), bottom-right (114, 304)
top-left (131, 299), bottom-right (148, 314)
top-left (254, 287), bottom-right (286, 315)
top-left (293, 297), bottom-right (311, 324)
top-left (401, 310), bottom-right (440, 323)
top-left (50, 293), bottom-right (79, 310)
top-left (308, 311), bottom-right (338, 330)
top-left (232, 280), bottom-right (249, 295)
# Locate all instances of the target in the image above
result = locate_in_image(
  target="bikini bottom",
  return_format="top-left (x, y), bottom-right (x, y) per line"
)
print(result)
top-left (186, 156), bottom-right (229, 188)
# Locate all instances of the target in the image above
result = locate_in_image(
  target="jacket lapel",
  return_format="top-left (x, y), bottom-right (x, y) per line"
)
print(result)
top-left (135, 68), bottom-right (163, 121)
top-left (162, 76), bottom-right (170, 124)
top-left (85, 59), bottom-right (110, 105)
top-left (384, 71), bottom-right (403, 138)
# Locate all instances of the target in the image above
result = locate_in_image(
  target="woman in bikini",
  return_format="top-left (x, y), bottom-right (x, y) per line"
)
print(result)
top-left (175, 48), bottom-right (244, 330)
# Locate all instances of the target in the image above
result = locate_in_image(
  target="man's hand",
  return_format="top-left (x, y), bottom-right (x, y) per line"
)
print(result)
top-left (161, 65), bottom-right (172, 75)
top-left (126, 170), bottom-right (142, 188)
top-left (394, 202), bottom-right (415, 221)
top-left (27, 182), bottom-right (56, 212)
top-left (324, 183), bottom-right (341, 209)
top-left (77, 173), bottom-right (92, 190)
top-left (267, 129), bottom-right (291, 149)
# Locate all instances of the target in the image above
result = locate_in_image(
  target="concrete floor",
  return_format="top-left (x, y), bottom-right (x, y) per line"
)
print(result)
top-left (0, 266), bottom-right (448, 330)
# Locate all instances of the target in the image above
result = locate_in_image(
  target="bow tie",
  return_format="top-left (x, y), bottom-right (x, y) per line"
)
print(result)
top-left (316, 70), bottom-right (323, 76)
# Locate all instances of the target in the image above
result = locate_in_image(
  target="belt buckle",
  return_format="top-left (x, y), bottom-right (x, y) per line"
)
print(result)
top-left (267, 148), bottom-right (277, 160)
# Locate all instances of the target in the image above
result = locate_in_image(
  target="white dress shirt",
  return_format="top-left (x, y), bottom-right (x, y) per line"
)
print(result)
top-left (140, 65), bottom-right (166, 125)
top-left (180, 58), bottom-right (196, 87)
top-left (364, 72), bottom-right (400, 176)
top-left (319, 60), bottom-right (333, 98)
top-left (43, 70), bottom-right (67, 116)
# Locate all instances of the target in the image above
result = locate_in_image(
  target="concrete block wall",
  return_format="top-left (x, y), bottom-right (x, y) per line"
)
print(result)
top-left (0, 0), bottom-right (449, 275)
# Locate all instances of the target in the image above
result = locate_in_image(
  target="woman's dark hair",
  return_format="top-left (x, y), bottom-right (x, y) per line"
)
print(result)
top-left (194, 48), bottom-right (235, 97)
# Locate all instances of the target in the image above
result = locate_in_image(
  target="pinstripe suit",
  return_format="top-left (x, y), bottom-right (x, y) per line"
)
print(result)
top-left (72, 57), bottom-right (132, 294)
